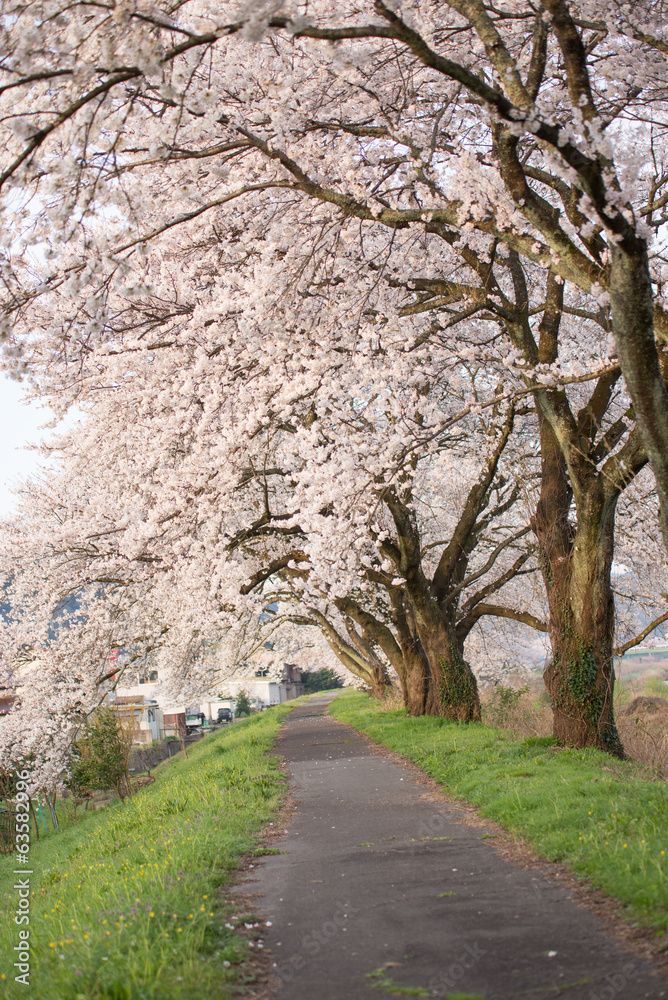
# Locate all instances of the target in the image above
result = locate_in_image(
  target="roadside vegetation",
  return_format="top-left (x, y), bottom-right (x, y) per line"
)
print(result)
top-left (478, 675), bottom-right (668, 778)
top-left (66, 706), bottom-right (136, 804)
top-left (301, 668), bottom-right (345, 693)
top-left (331, 690), bottom-right (668, 941)
top-left (0, 705), bottom-right (296, 1000)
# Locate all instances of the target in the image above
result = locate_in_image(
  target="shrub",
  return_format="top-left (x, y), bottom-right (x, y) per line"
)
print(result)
top-left (66, 707), bottom-right (134, 802)
top-left (234, 689), bottom-right (252, 717)
top-left (302, 667), bottom-right (345, 693)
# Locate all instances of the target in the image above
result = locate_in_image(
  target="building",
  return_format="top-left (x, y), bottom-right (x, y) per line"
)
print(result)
top-left (200, 662), bottom-right (303, 720)
top-left (111, 645), bottom-right (304, 736)
top-left (109, 666), bottom-right (186, 743)
top-left (111, 696), bottom-right (164, 744)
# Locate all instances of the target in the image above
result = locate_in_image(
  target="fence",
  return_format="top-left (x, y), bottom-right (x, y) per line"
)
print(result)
top-left (128, 725), bottom-right (211, 773)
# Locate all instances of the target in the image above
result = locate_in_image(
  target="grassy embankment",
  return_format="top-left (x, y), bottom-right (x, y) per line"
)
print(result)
top-left (0, 703), bottom-right (298, 1000)
top-left (331, 690), bottom-right (668, 941)
top-left (480, 673), bottom-right (668, 775)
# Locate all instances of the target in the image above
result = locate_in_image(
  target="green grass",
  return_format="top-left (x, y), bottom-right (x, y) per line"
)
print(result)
top-left (366, 966), bottom-right (430, 996)
top-left (331, 691), bottom-right (668, 938)
top-left (0, 704), bottom-right (297, 999)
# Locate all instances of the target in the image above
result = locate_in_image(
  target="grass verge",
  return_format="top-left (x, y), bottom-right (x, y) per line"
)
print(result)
top-left (0, 703), bottom-right (297, 999)
top-left (330, 690), bottom-right (668, 941)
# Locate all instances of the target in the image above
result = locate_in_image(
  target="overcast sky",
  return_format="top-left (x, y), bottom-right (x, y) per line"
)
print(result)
top-left (0, 376), bottom-right (51, 516)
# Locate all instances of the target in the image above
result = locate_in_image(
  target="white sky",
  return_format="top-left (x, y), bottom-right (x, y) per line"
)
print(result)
top-left (0, 375), bottom-right (51, 516)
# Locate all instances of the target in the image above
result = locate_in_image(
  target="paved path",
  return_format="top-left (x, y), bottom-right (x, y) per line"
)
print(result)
top-left (245, 696), bottom-right (665, 1000)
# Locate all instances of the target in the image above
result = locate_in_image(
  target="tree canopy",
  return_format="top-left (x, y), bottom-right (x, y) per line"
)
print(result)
top-left (1, 0), bottom-right (668, 777)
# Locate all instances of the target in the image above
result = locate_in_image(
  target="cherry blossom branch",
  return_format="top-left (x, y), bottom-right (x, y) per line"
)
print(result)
top-left (614, 611), bottom-right (668, 657)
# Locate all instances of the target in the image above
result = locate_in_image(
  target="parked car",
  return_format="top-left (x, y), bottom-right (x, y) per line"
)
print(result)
top-left (185, 711), bottom-right (206, 728)
top-left (217, 708), bottom-right (234, 725)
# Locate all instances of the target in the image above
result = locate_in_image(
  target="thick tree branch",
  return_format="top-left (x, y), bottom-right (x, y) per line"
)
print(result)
top-left (615, 611), bottom-right (668, 657)
top-left (457, 602), bottom-right (548, 636)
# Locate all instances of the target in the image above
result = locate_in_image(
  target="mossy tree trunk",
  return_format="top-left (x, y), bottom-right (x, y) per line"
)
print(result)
top-left (534, 414), bottom-right (627, 756)
top-left (376, 409), bottom-right (526, 720)
top-left (383, 495), bottom-right (482, 720)
top-left (406, 592), bottom-right (480, 720)
top-left (389, 596), bottom-right (479, 719)
top-left (496, 262), bottom-right (649, 757)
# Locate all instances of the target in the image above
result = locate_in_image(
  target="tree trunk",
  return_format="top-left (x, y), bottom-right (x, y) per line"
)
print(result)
top-left (387, 588), bottom-right (429, 715)
top-left (305, 607), bottom-right (392, 697)
top-left (28, 798), bottom-right (39, 840)
top-left (384, 497), bottom-right (481, 720)
top-left (609, 241), bottom-right (668, 555)
top-left (337, 606), bottom-right (395, 698)
top-left (366, 663), bottom-right (392, 699)
top-left (534, 419), bottom-right (624, 756)
top-left (328, 644), bottom-right (390, 698)
top-left (402, 583), bottom-right (480, 719)
top-left (421, 620), bottom-right (481, 721)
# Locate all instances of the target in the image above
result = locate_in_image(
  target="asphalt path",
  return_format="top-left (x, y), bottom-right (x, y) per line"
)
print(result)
top-left (245, 695), bottom-right (665, 1000)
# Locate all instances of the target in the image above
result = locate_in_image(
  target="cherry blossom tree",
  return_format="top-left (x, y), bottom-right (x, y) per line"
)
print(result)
top-left (246, 403), bottom-right (540, 718)
top-left (1, 0), bottom-right (668, 763)
top-left (1, 0), bottom-right (667, 535)
top-left (0, 269), bottom-right (540, 738)
top-left (0, 234), bottom-right (664, 770)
